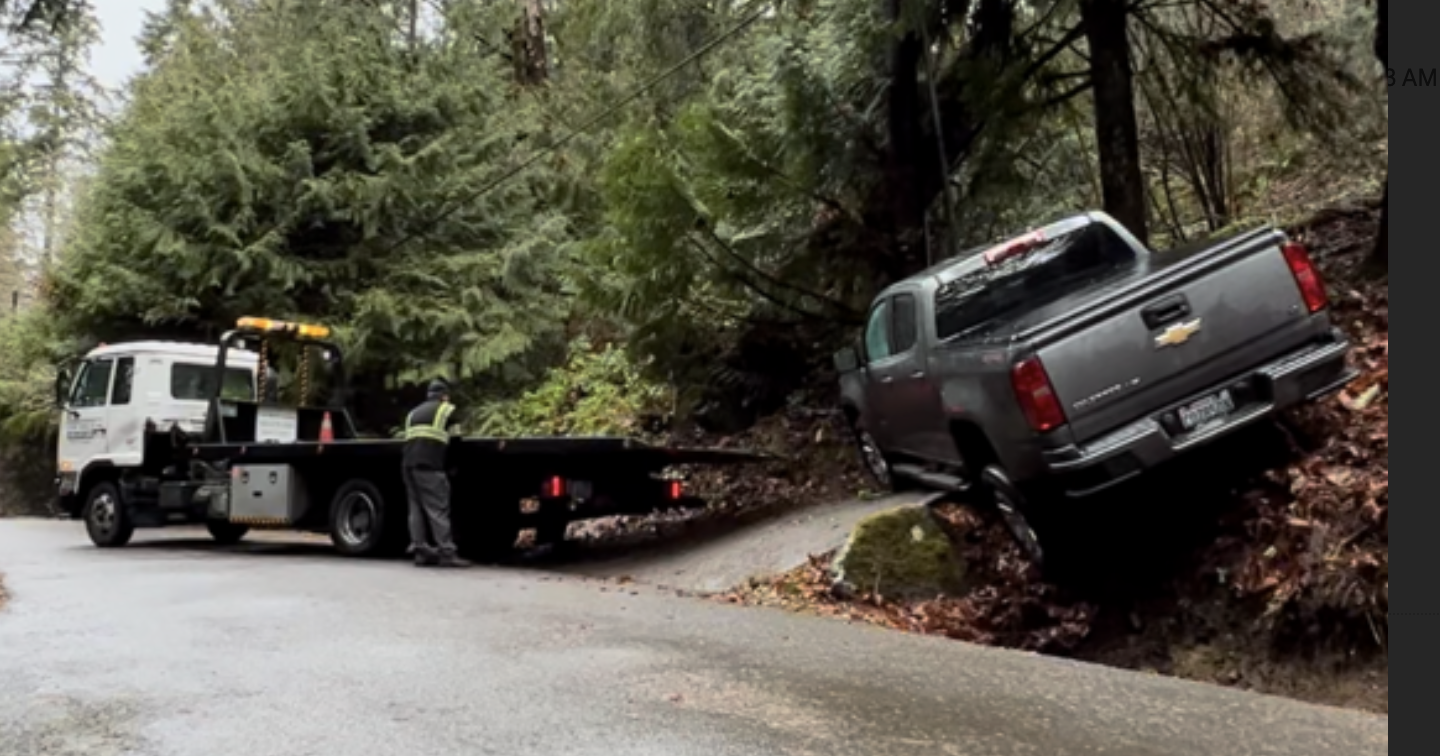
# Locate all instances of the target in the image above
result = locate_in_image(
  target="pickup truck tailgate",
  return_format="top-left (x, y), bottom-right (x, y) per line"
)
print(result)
top-left (1034, 234), bottom-right (1316, 443)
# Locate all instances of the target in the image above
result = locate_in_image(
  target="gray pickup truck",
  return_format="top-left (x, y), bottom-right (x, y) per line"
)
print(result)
top-left (835, 211), bottom-right (1356, 568)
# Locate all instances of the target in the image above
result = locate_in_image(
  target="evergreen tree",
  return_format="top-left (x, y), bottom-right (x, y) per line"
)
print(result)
top-left (49, 0), bottom-right (582, 395)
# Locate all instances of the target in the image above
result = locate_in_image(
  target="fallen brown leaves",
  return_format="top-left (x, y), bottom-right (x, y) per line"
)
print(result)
top-left (723, 503), bottom-right (1097, 653)
top-left (1217, 211), bottom-right (1389, 647)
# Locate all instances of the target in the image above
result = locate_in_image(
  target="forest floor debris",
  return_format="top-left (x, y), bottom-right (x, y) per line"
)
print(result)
top-left (680, 200), bottom-right (1387, 714)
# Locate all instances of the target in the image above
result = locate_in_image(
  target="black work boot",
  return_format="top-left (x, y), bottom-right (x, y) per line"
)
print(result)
top-left (411, 545), bottom-right (439, 567)
top-left (436, 551), bottom-right (471, 568)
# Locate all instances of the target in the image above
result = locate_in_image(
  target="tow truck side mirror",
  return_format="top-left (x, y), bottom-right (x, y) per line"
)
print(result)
top-left (54, 367), bottom-right (72, 408)
top-left (833, 346), bottom-right (860, 373)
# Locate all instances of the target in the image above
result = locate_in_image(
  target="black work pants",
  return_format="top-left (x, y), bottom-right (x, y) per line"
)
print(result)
top-left (403, 465), bottom-right (456, 556)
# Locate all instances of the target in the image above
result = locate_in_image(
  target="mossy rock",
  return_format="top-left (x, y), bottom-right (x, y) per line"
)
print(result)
top-left (831, 503), bottom-right (967, 600)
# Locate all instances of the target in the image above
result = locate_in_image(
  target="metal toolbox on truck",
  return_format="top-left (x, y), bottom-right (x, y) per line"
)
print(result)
top-left (228, 464), bottom-right (308, 526)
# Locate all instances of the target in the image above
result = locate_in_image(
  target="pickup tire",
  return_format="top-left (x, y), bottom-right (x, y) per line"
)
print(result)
top-left (980, 466), bottom-right (1045, 565)
top-left (206, 521), bottom-right (250, 545)
top-left (849, 420), bottom-right (901, 492)
top-left (979, 466), bottom-right (1077, 576)
top-left (83, 481), bottom-right (134, 548)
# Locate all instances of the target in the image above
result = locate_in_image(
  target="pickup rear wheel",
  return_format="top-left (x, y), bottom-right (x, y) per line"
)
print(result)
top-left (980, 466), bottom-right (1050, 569)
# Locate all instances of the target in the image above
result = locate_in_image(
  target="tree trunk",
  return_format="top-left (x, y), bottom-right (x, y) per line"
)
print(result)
top-left (1369, 0), bottom-right (1387, 273)
top-left (1080, 0), bottom-right (1147, 245)
top-left (884, 0), bottom-right (926, 238)
top-left (512, 0), bottom-right (548, 85)
top-left (407, 0), bottom-right (419, 51)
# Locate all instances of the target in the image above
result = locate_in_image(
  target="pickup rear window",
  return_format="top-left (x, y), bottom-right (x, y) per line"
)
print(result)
top-left (934, 221), bottom-right (1140, 341)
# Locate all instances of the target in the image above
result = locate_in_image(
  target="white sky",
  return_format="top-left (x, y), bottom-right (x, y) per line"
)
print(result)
top-left (91, 0), bottom-right (159, 96)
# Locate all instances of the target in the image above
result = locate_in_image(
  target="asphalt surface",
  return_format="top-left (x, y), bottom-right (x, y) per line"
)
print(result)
top-left (0, 519), bottom-right (1388, 756)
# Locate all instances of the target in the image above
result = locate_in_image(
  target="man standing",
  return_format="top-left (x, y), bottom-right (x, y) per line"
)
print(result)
top-left (403, 379), bottom-right (469, 568)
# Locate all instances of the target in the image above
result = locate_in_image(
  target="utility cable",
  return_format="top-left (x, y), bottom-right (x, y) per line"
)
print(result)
top-left (381, 6), bottom-right (770, 257)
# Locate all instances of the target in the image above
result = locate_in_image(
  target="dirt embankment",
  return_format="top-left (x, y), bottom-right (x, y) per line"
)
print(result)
top-left (691, 200), bottom-right (1388, 714)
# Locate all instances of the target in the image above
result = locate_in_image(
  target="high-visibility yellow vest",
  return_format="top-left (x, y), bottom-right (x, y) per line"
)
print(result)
top-left (403, 401), bottom-right (455, 444)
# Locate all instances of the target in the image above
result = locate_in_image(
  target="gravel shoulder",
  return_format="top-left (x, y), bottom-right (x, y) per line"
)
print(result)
top-left (549, 493), bottom-right (926, 593)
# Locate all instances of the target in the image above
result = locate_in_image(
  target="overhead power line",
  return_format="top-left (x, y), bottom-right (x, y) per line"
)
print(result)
top-left (383, 6), bottom-right (770, 257)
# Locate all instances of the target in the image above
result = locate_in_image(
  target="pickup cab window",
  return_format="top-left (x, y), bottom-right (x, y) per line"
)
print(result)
top-left (892, 293), bottom-right (918, 352)
top-left (934, 221), bottom-right (1140, 341)
top-left (863, 300), bottom-right (893, 361)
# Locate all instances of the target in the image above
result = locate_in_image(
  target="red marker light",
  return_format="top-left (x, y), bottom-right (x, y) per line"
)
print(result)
top-left (544, 476), bottom-right (565, 498)
top-left (983, 231), bottom-right (1047, 265)
top-left (667, 480), bottom-right (683, 500)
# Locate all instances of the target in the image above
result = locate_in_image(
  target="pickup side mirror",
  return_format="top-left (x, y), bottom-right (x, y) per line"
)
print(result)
top-left (833, 346), bottom-right (860, 373)
top-left (54, 367), bottom-right (72, 408)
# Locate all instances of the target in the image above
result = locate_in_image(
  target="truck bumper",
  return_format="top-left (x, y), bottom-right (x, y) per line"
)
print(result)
top-left (54, 471), bottom-right (80, 518)
top-left (1039, 328), bottom-right (1357, 497)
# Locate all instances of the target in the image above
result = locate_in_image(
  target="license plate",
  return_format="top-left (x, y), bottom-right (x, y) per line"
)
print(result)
top-left (1178, 389), bottom-right (1236, 431)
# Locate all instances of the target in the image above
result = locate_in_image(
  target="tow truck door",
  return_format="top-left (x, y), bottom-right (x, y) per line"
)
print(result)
top-left (58, 356), bottom-right (115, 475)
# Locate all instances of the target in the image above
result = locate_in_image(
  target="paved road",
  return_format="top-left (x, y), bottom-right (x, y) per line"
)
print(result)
top-left (0, 520), bottom-right (1387, 756)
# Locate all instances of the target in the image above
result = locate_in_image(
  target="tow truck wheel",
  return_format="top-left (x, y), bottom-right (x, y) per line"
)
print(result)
top-left (328, 478), bottom-right (392, 557)
top-left (206, 521), bottom-right (250, 545)
top-left (83, 481), bottom-right (134, 548)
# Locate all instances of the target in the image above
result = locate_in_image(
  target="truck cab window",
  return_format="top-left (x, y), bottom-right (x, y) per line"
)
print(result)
top-left (891, 293), bottom-right (918, 353)
top-left (864, 300), bottom-right (893, 361)
top-left (110, 357), bottom-right (135, 406)
top-left (70, 359), bottom-right (114, 408)
top-left (171, 363), bottom-right (256, 402)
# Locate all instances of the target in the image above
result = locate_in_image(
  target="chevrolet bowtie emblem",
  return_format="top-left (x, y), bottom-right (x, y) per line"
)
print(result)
top-left (1154, 318), bottom-right (1202, 348)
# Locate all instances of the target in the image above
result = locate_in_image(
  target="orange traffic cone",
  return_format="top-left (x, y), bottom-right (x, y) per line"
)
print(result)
top-left (319, 411), bottom-right (334, 443)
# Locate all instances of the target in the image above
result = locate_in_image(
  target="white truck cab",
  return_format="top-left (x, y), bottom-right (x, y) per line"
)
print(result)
top-left (56, 341), bottom-right (259, 515)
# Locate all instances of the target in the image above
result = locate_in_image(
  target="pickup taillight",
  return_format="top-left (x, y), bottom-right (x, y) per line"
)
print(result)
top-left (1011, 358), bottom-right (1066, 433)
top-left (1280, 240), bottom-right (1328, 313)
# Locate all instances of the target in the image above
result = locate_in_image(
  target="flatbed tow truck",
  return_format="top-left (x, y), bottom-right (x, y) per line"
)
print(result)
top-left (53, 317), bottom-right (768, 559)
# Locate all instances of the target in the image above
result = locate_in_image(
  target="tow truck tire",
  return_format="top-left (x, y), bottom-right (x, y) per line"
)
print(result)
top-left (83, 481), bottom-right (134, 548)
top-left (206, 521), bottom-right (250, 545)
top-left (328, 478), bottom-right (394, 558)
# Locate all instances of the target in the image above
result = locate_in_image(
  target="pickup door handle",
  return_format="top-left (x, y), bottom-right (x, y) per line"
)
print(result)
top-left (1141, 294), bottom-right (1192, 330)
top-left (909, 371), bottom-right (925, 379)
top-left (880, 376), bottom-right (894, 383)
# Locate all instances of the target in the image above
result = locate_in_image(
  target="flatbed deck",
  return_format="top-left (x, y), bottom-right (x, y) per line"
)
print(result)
top-left (183, 435), bottom-right (771, 467)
